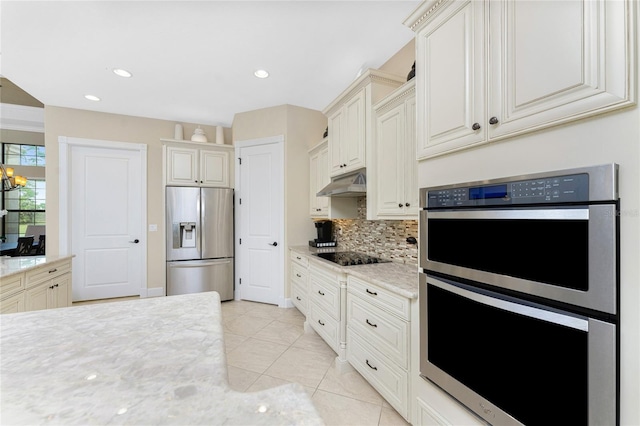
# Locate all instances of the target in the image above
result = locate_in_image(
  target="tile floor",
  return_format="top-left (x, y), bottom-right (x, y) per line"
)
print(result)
top-left (73, 297), bottom-right (410, 425)
top-left (221, 299), bottom-right (410, 426)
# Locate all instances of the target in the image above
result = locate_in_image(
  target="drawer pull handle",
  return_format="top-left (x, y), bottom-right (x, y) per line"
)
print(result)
top-left (48, 268), bottom-right (58, 274)
top-left (296, 256), bottom-right (302, 260)
top-left (318, 290), bottom-right (325, 296)
top-left (296, 273), bottom-right (302, 278)
top-left (366, 360), bottom-right (378, 371)
top-left (318, 319), bottom-right (325, 326)
top-left (366, 319), bottom-right (377, 328)
top-left (365, 289), bottom-right (377, 296)
top-left (296, 296), bottom-right (302, 301)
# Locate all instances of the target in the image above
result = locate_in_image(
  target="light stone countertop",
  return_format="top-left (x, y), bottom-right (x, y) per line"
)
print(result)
top-left (0, 292), bottom-right (324, 425)
top-left (0, 254), bottom-right (75, 279)
top-left (290, 246), bottom-right (418, 299)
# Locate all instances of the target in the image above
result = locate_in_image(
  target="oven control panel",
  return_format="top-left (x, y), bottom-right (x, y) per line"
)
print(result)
top-left (427, 173), bottom-right (589, 207)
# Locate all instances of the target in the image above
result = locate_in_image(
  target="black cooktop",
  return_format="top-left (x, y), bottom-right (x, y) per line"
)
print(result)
top-left (315, 251), bottom-right (390, 266)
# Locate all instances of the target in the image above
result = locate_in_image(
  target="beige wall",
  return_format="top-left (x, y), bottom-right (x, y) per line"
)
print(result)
top-left (232, 104), bottom-right (326, 300)
top-left (44, 106), bottom-right (228, 293)
top-left (379, 39), bottom-right (415, 80)
top-left (418, 106), bottom-right (640, 424)
top-left (0, 78), bottom-right (44, 107)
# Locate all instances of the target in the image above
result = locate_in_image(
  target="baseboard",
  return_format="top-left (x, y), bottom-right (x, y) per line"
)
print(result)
top-left (281, 297), bottom-right (295, 308)
top-left (143, 287), bottom-right (165, 298)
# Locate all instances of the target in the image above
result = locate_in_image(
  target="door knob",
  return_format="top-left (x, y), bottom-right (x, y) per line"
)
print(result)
top-left (129, 239), bottom-right (140, 244)
top-left (472, 123), bottom-right (481, 130)
top-left (489, 117), bottom-right (499, 125)
top-left (269, 242), bottom-right (278, 247)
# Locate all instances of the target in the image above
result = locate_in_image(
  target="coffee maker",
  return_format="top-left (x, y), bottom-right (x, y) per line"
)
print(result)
top-left (310, 220), bottom-right (336, 247)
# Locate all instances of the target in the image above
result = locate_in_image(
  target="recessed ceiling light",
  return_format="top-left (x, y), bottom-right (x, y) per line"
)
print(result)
top-left (84, 94), bottom-right (101, 101)
top-left (254, 69), bottom-right (269, 79)
top-left (113, 68), bottom-right (132, 78)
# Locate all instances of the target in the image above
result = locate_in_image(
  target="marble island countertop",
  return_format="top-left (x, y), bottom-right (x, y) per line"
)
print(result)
top-left (290, 246), bottom-right (418, 299)
top-left (0, 292), bottom-right (323, 425)
top-left (0, 254), bottom-right (75, 279)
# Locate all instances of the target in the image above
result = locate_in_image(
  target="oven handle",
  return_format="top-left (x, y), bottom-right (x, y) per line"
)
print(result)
top-left (427, 208), bottom-right (589, 220)
top-left (426, 274), bottom-right (589, 332)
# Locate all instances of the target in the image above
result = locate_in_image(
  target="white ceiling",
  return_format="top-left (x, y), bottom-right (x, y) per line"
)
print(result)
top-left (0, 1), bottom-right (420, 127)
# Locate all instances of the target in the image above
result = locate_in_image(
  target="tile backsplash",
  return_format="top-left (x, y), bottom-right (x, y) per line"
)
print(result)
top-left (331, 198), bottom-right (418, 265)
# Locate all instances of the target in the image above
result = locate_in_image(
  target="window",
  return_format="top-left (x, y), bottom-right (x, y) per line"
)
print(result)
top-left (1, 143), bottom-right (46, 243)
top-left (3, 143), bottom-right (46, 167)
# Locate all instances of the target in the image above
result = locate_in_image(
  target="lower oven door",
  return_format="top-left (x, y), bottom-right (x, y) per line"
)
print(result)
top-left (420, 204), bottom-right (617, 315)
top-left (419, 273), bottom-right (617, 426)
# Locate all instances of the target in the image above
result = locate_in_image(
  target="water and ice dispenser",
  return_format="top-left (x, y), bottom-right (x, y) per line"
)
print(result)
top-left (173, 222), bottom-right (197, 249)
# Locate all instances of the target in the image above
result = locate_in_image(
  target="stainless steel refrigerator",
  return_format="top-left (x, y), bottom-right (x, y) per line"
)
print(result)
top-left (166, 187), bottom-right (234, 300)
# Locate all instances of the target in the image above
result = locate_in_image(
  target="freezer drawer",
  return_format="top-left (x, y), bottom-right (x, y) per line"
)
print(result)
top-left (167, 259), bottom-right (234, 300)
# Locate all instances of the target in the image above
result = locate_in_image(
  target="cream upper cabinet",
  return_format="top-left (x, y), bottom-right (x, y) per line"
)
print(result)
top-left (324, 70), bottom-right (405, 178)
top-left (309, 139), bottom-right (329, 217)
top-left (163, 140), bottom-right (233, 187)
top-left (328, 89), bottom-right (366, 176)
top-left (406, 0), bottom-right (636, 160)
top-left (373, 81), bottom-right (419, 219)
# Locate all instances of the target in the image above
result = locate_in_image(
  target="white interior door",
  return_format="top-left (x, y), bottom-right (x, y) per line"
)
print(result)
top-left (235, 136), bottom-right (283, 305)
top-left (61, 138), bottom-right (146, 301)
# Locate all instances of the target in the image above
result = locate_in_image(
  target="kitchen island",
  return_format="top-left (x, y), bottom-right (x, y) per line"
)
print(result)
top-left (0, 291), bottom-right (323, 425)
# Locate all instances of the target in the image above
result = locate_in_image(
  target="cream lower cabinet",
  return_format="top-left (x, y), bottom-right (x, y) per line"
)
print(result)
top-left (1, 258), bottom-right (73, 314)
top-left (290, 251), bottom-right (309, 315)
top-left (308, 262), bottom-right (347, 364)
top-left (407, 0), bottom-right (635, 160)
top-left (162, 140), bottom-right (233, 187)
top-left (373, 80), bottom-right (418, 219)
top-left (346, 275), bottom-right (412, 421)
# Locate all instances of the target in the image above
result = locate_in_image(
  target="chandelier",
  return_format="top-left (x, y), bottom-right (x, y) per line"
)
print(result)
top-left (1, 163), bottom-right (27, 192)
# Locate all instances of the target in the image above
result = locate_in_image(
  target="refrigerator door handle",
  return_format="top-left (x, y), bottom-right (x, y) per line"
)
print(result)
top-left (168, 260), bottom-right (232, 268)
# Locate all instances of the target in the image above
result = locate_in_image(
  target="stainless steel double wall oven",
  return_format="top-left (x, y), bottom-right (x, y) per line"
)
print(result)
top-left (419, 164), bottom-right (619, 425)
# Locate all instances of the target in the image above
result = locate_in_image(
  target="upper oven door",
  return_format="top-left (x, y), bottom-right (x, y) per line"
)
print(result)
top-left (420, 204), bottom-right (617, 315)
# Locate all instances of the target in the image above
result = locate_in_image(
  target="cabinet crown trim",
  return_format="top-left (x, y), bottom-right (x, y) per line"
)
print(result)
top-left (323, 69), bottom-right (405, 116)
top-left (161, 138), bottom-right (234, 149)
top-left (374, 80), bottom-right (416, 114)
top-left (403, 0), bottom-right (448, 32)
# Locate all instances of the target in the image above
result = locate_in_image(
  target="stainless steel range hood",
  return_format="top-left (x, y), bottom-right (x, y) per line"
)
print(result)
top-left (317, 169), bottom-right (366, 197)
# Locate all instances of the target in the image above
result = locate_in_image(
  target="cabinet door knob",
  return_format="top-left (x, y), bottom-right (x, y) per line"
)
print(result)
top-left (489, 117), bottom-right (499, 125)
top-left (472, 122), bottom-right (481, 130)
top-left (343, 163), bottom-right (347, 167)
top-left (405, 203), bottom-right (410, 207)
top-left (269, 242), bottom-right (278, 247)
top-left (398, 203), bottom-right (403, 208)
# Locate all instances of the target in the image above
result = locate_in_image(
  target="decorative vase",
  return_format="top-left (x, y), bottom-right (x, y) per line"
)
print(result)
top-left (174, 124), bottom-right (184, 140)
top-left (216, 126), bottom-right (225, 145)
top-left (191, 126), bottom-right (207, 143)
top-left (407, 61), bottom-right (416, 81)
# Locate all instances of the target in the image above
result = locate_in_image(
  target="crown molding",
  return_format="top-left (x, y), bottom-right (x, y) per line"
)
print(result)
top-left (374, 79), bottom-right (416, 114)
top-left (403, 0), bottom-right (449, 32)
top-left (0, 103), bottom-right (45, 133)
top-left (322, 69), bottom-right (406, 116)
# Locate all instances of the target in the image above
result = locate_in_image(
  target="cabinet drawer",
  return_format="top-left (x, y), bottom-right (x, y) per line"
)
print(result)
top-left (348, 276), bottom-right (410, 320)
top-left (309, 271), bottom-right (341, 320)
top-left (291, 262), bottom-right (308, 286)
top-left (290, 251), bottom-right (309, 268)
top-left (1, 274), bottom-right (25, 299)
top-left (25, 260), bottom-right (72, 288)
top-left (347, 332), bottom-right (408, 418)
top-left (291, 281), bottom-right (307, 315)
top-left (347, 295), bottom-right (409, 369)
top-left (1, 291), bottom-right (25, 314)
top-left (308, 302), bottom-right (339, 353)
